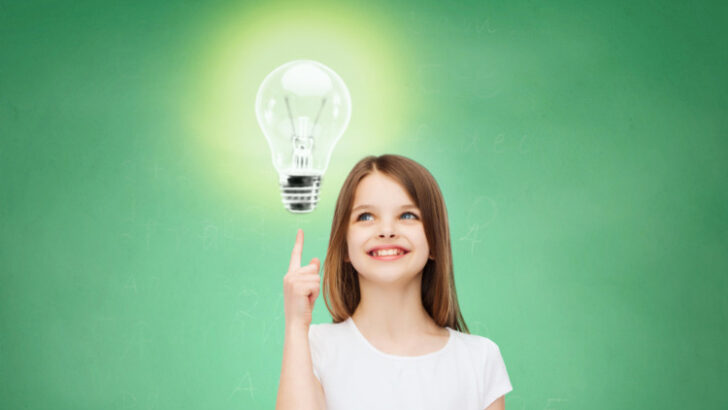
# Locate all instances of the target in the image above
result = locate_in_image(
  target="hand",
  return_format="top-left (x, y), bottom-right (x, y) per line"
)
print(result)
top-left (283, 229), bottom-right (321, 329)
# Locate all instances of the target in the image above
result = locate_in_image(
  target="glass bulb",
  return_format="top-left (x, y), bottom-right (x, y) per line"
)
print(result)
top-left (255, 60), bottom-right (352, 213)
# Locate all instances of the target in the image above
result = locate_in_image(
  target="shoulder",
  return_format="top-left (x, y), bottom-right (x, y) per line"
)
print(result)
top-left (310, 320), bottom-right (349, 334)
top-left (309, 320), bottom-right (350, 345)
top-left (450, 329), bottom-right (500, 349)
top-left (449, 329), bottom-right (504, 360)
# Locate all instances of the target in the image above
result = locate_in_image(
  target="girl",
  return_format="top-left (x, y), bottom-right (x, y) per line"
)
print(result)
top-left (277, 154), bottom-right (512, 410)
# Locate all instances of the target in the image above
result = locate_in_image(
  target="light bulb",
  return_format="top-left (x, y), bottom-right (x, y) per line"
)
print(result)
top-left (255, 60), bottom-right (352, 213)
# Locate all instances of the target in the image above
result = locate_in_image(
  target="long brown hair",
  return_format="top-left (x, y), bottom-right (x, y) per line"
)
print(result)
top-left (321, 154), bottom-right (470, 333)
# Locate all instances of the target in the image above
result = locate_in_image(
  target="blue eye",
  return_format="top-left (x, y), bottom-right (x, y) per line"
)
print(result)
top-left (355, 211), bottom-right (419, 221)
top-left (356, 212), bottom-right (372, 221)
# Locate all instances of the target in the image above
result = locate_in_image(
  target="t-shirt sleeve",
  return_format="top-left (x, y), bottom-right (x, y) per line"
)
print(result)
top-left (481, 339), bottom-right (513, 409)
top-left (308, 325), bottom-right (323, 382)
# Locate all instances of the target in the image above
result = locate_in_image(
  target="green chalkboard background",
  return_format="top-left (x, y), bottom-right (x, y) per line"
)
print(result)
top-left (2, 0), bottom-right (726, 408)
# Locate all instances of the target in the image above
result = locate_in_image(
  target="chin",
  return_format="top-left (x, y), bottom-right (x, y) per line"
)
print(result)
top-left (357, 271), bottom-right (416, 285)
top-left (352, 263), bottom-right (428, 284)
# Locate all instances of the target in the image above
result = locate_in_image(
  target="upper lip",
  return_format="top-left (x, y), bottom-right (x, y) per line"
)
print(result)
top-left (367, 245), bottom-right (410, 254)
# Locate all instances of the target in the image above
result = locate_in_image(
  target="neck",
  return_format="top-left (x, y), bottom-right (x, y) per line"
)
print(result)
top-left (351, 271), bottom-right (438, 342)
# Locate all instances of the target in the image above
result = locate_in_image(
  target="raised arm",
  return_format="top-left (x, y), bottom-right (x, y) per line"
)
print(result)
top-left (276, 229), bottom-right (326, 410)
top-left (276, 323), bottom-right (326, 410)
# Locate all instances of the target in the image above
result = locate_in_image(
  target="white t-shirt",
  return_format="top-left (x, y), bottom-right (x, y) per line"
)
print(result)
top-left (308, 317), bottom-right (513, 410)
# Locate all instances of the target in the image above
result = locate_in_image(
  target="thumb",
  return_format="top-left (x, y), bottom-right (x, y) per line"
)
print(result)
top-left (310, 257), bottom-right (320, 270)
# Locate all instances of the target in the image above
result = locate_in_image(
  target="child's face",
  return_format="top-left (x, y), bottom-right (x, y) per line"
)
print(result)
top-left (345, 171), bottom-right (431, 284)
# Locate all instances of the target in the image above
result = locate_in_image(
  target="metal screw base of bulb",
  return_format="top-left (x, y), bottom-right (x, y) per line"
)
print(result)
top-left (280, 174), bottom-right (322, 213)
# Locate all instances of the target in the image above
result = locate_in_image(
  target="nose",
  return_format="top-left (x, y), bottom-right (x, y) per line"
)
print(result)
top-left (378, 224), bottom-right (397, 238)
top-left (377, 216), bottom-right (398, 238)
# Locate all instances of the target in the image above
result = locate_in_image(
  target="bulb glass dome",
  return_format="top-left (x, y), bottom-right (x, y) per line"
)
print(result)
top-left (255, 60), bottom-right (351, 213)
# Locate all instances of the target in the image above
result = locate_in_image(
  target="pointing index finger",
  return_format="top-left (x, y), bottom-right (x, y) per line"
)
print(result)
top-left (288, 229), bottom-right (303, 272)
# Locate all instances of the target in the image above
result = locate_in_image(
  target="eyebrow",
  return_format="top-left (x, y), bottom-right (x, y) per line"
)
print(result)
top-left (351, 204), bottom-right (419, 213)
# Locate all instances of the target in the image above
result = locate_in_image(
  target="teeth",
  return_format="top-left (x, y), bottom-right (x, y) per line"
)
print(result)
top-left (371, 248), bottom-right (405, 257)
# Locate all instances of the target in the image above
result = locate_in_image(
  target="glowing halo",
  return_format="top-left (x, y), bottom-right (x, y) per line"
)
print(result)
top-left (182, 3), bottom-right (417, 209)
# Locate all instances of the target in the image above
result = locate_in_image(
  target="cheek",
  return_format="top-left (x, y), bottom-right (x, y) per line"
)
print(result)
top-left (347, 226), bottom-right (363, 243)
top-left (407, 226), bottom-right (429, 246)
top-left (346, 228), bottom-right (373, 265)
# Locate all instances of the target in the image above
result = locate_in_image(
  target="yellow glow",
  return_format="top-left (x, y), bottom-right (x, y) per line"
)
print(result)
top-left (183, 2), bottom-right (417, 207)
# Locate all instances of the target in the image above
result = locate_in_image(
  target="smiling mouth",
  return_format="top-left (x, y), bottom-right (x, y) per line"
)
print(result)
top-left (368, 249), bottom-right (410, 259)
